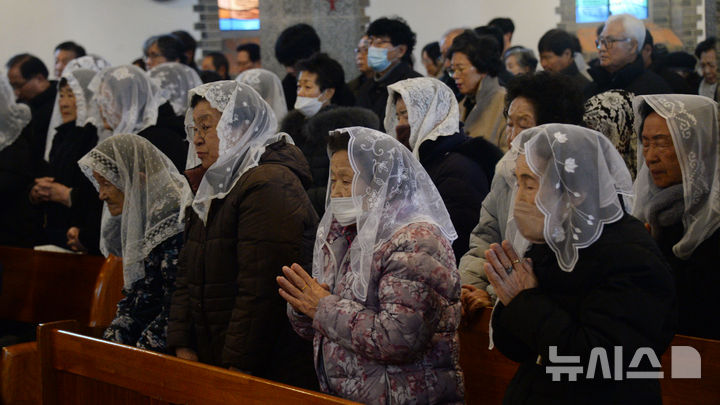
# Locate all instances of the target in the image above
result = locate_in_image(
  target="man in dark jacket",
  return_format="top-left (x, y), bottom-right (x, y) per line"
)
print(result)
top-left (538, 29), bottom-right (591, 93)
top-left (6, 54), bottom-right (57, 164)
top-left (584, 14), bottom-right (671, 98)
top-left (356, 17), bottom-right (422, 130)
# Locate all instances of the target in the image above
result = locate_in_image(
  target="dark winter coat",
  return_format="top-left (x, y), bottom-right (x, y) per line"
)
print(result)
top-left (0, 129), bottom-right (39, 247)
top-left (355, 62), bottom-right (422, 131)
top-left (655, 223), bottom-right (720, 340)
top-left (492, 214), bottom-right (677, 405)
top-left (138, 102), bottom-right (188, 173)
top-left (419, 131), bottom-right (502, 262)
top-left (585, 57), bottom-right (672, 99)
top-left (560, 62), bottom-right (591, 94)
top-left (25, 81), bottom-right (57, 164)
top-left (282, 73), bottom-right (297, 112)
top-left (38, 121), bottom-right (101, 253)
top-left (281, 106), bottom-right (380, 217)
top-left (347, 74), bottom-right (369, 100)
top-left (167, 139), bottom-right (319, 389)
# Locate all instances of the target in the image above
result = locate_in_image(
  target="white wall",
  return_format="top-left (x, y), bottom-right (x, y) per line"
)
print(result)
top-left (366, 0), bottom-right (561, 75)
top-left (1, 0), bottom-right (199, 78)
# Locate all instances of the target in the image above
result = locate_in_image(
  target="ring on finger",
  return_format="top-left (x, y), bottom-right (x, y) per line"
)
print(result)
top-left (504, 266), bottom-right (513, 274)
top-left (512, 258), bottom-right (521, 264)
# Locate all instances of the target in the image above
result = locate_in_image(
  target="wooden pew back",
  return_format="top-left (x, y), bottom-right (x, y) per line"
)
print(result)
top-left (38, 321), bottom-right (360, 405)
top-left (458, 308), bottom-right (517, 405)
top-left (660, 334), bottom-right (720, 405)
top-left (0, 246), bottom-right (105, 324)
top-left (458, 307), bottom-right (720, 405)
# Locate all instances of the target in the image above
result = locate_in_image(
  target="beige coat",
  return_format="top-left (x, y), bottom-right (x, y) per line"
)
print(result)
top-left (459, 75), bottom-right (507, 151)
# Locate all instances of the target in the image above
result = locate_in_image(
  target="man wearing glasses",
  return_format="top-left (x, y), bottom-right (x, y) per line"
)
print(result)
top-left (6, 54), bottom-right (56, 162)
top-left (585, 14), bottom-right (671, 99)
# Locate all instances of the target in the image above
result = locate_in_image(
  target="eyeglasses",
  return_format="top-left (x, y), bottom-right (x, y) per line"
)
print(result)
top-left (595, 36), bottom-right (632, 50)
top-left (186, 123), bottom-right (215, 140)
top-left (448, 64), bottom-right (475, 78)
top-left (145, 51), bottom-right (163, 62)
top-left (368, 37), bottom-right (393, 47)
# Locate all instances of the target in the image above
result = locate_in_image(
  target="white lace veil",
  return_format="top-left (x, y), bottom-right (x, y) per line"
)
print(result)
top-left (512, 124), bottom-right (634, 271)
top-left (46, 55), bottom-right (110, 161)
top-left (185, 80), bottom-right (293, 223)
top-left (384, 77), bottom-right (460, 159)
top-left (0, 69), bottom-right (31, 153)
top-left (78, 133), bottom-right (191, 289)
top-left (85, 65), bottom-right (162, 135)
top-left (44, 68), bottom-right (98, 161)
top-left (632, 94), bottom-right (720, 259)
top-left (312, 127), bottom-right (457, 301)
top-left (236, 68), bottom-right (288, 122)
top-left (148, 62), bottom-right (203, 116)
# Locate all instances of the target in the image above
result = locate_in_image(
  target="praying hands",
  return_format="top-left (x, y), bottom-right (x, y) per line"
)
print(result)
top-left (484, 240), bottom-right (538, 306)
top-left (277, 263), bottom-right (331, 319)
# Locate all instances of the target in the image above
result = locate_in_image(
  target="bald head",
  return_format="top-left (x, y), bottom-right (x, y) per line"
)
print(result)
top-left (441, 28), bottom-right (466, 68)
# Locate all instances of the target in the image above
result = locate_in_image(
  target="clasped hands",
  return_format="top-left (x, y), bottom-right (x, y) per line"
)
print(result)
top-left (484, 240), bottom-right (538, 307)
top-left (29, 177), bottom-right (72, 207)
top-left (277, 263), bottom-right (331, 319)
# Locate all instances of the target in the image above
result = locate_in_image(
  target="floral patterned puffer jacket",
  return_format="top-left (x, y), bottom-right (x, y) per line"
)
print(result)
top-left (289, 220), bottom-right (465, 405)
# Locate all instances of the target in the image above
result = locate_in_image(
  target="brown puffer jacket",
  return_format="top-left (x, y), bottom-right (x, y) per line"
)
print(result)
top-left (167, 139), bottom-right (319, 389)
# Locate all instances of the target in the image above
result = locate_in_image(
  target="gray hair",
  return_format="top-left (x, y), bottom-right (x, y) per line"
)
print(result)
top-left (503, 46), bottom-right (538, 72)
top-left (606, 14), bottom-right (646, 53)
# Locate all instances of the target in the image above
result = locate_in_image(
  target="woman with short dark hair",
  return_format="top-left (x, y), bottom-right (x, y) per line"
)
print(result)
top-left (447, 30), bottom-right (506, 147)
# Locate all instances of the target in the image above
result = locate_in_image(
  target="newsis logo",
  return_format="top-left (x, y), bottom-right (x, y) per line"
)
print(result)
top-left (545, 346), bottom-right (702, 381)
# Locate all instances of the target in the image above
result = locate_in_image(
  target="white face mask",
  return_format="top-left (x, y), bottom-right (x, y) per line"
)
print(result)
top-left (330, 197), bottom-right (361, 226)
top-left (294, 94), bottom-right (324, 117)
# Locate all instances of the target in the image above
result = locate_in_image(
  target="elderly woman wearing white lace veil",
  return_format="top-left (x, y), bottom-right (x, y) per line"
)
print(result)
top-left (236, 68), bottom-right (288, 122)
top-left (87, 65), bottom-right (188, 171)
top-left (45, 55), bottom-right (110, 160)
top-left (0, 70), bottom-right (37, 248)
top-left (29, 68), bottom-right (102, 253)
top-left (487, 124), bottom-right (676, 404)
top-left (385, 77), bottom-right (503, 262)
top-left (148, 62), bottom-right (203, 117)
top-left (167, 81), bottom-right (318, 389)
top-left (278, 127), bottom-right (464, 404)
top-left (78, 134), bottom-right (190, 352)
top-left (633, 94), bottom-right (720, 340)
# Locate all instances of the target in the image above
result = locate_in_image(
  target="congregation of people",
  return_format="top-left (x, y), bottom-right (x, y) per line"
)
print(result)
top-left (2, 11), bottom-right (719, 404)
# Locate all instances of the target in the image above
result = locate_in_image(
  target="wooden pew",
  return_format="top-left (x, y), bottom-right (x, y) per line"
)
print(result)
top-left (660, 334), bottom-right (720, 405)
top-left (1, 249), bottom-right (123, 405)
top-left (459, 307), bottom-right (720, 405)
top-left (38, 321), bottom-right (360, 405)
top-left (0, 246), bottom-right (106, 325)
top-left (458, 308), bottom-right (517, 405)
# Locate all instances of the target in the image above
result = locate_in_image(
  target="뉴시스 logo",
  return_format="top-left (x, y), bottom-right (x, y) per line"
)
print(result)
top-left (545, 346), bottom-right (702, 381)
